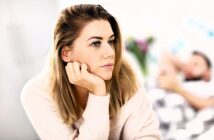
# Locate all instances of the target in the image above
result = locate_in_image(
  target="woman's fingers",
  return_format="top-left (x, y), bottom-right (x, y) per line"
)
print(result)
top-left (65, 62), bottom-right (76, 83)
top-left (65, 62), bottom-right (106, 95)
top-left (80, 63), bottom-right (88, 74)
top-left (73, 62), bottom-right (81, 79)
top-left (66, 62), bottom-right (89, 84)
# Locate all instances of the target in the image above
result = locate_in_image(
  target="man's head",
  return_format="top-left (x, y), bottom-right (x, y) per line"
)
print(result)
top-left (183, 51), bottom-right (212, 81)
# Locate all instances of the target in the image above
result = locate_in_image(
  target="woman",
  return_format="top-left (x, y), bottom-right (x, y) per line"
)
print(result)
top-left (21, 4), bottom-right (160, 140)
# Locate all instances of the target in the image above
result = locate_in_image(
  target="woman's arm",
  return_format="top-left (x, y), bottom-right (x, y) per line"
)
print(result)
top-left (78, 93), bottom-right (110, 140)
top-left (21, 78), bottom-right (110, 140)
top-left (122, 89), bottom-right (161, 140)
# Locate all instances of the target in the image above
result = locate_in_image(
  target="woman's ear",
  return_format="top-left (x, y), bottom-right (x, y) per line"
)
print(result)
top-left (61, 46), bottom-right (72, 62)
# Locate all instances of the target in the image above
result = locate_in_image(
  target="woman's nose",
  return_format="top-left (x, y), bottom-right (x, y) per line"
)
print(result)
top-left (102, 43), bottom-right (115, 58)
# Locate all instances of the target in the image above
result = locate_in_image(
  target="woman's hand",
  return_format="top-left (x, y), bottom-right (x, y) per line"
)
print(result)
top-left (65, 62), bottom-right (106, 96)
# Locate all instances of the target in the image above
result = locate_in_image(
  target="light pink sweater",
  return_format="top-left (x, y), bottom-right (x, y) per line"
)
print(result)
top-left (21, 71), bottom-right (160, 140)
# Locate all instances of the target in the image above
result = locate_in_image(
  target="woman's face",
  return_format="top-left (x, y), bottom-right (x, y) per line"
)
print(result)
top-left (67, 20), bottom-right (115, 80)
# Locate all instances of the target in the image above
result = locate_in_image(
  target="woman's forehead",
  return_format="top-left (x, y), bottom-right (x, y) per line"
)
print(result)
top-left (80, 20), bottom-right (114, 39)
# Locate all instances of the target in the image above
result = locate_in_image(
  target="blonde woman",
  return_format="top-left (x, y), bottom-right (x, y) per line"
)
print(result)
top-left (21, 4), bottom-right (160, 140)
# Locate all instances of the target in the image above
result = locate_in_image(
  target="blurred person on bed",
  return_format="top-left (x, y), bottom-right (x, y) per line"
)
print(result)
top-left (157, 50), bottom-right (214, 110)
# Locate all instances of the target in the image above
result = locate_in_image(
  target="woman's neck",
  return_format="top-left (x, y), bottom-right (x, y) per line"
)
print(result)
top-left (74, 85), bottom-right (89, 109)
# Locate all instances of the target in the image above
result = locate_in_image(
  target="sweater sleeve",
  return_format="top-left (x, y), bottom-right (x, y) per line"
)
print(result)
top-left (20, 78), bottom-right (110, 140)
top-left (134, 95), bottom-right (161, 140)
top-left (122, 88), bottom-right (161, 140)
top-left (78, 93), bottom-right (110, 140)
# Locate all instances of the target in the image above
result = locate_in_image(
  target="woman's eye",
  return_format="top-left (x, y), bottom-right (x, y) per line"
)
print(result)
top-left (91, 41), bottom-right (101, 48)
top-left (108, 39), bottom-right (116, 46)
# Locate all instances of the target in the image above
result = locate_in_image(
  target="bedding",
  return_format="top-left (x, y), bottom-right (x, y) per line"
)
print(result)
top-left (148, 83), bottom-right (214, 140)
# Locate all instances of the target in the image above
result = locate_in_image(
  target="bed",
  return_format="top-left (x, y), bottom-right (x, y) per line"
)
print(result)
top-left (147, 81), bottom-right (214, 140)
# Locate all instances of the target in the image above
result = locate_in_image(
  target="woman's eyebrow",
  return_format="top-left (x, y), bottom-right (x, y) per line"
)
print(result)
top-left (109, 34), bottom-right (115, 39)
top-left (87, 34), bottom-right (114, 41)
top-left (87, 36), bottom-right (102, 40)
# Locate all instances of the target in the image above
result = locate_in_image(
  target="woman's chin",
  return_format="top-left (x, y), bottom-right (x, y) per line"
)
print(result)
top-left (100, 74), bottom-right (113, 81)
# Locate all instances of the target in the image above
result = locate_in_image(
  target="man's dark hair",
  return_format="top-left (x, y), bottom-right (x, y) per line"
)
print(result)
top-left (192, 50), bottom-right (212, 69)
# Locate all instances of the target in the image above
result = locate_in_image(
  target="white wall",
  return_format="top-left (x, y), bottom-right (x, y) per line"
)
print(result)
top-left (0, 0), bottom-right (58, 139)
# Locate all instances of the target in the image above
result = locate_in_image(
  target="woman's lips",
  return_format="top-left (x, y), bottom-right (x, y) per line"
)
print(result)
top-left (101, 63), bottom-right (114, 68)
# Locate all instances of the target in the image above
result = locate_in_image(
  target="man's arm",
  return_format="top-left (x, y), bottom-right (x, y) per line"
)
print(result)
top-left (158, 74), bottom-right (214, 110)
top-left (159, 51), bottom-right (184, 72)
top-left (174, 87), bottom-right (214, 110)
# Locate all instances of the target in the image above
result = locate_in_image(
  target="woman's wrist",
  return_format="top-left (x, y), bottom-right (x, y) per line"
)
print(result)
top-left (93, 83), bottom-right (106, 96)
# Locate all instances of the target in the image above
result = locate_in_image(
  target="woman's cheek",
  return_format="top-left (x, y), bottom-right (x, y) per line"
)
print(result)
top-left (87, 61), bottom-right (97, 73)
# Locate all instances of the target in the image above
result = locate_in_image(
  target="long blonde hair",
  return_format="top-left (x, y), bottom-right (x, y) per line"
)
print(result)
top-left (50, 4), bottom-right (138, 125)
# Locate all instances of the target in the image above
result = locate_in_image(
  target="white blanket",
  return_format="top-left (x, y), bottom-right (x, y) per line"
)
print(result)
top-left (148, 82), bottom-right (214, 140)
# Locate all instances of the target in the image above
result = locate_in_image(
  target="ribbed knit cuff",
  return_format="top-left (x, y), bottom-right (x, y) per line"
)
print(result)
top-left (83, 93), bottom-right (110, 121)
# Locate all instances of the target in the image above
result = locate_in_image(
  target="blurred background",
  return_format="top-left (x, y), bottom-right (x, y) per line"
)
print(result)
top-left (1, 0), bottom-right (214, 139)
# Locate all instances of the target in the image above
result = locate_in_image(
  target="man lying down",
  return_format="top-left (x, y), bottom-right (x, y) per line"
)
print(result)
top-left (149, 50), bottom-right (214, 139)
